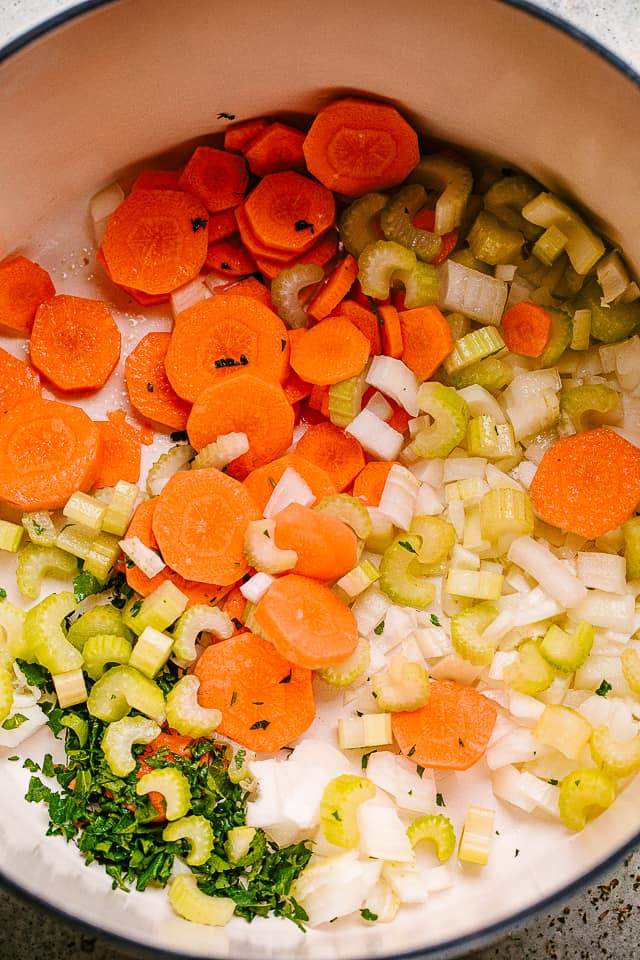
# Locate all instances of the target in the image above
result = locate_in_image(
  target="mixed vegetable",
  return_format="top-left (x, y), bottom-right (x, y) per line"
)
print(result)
top-left (0, 95), bottom-right (639, 932)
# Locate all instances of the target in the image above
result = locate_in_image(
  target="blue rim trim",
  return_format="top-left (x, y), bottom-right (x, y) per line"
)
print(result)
top-left (0, 1), bottom-right (639, 957)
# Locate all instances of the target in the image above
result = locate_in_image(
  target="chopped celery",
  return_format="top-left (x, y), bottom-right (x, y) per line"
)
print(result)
top-left (136, 767), bottom-right (191, 821)
top-left (315, 493), bottom-right (373, 540)
top-left (467, 210), bottom-right (523, 265)
top-left (560, 383), bottom-right (620, 431)
top-left (479, 487), bottom-right (534, 543)
top-left (319, 774), bottom-right (376, 848)
top-left (590, 726), bottom-right (640, 779)
top-left (22, 511), bottom-right (57, 547)
top-left (83, 531), bottom-right (121, 583)
top-left (379, 185), bottom-right (442, 262)
top-left (409, 152), bottom-right (473, 234)
top-left (450, 248), bottom-right (493, 275)
top-left (532, 224), bottom-right (568, 266)
top-left (467, 416), bottom-right (516, 460)
top-left (191, 432), bottom-right (250, 471)
top-left (335, 560), bottom-right (380, 600)
top-left (66, 604), bottom-right (134, 651)
top-left (16, 544), bottom-right (77, 601)
top-left (165, 675), bottom-right (222, 737)
top-left (52, 668), bottom-right (87, 709)
top-left (450, 602), bottom-right (498, 665)
top-left (226, 825), bottom-right (256, 863)
top-left (23, 591), bottom-right (83, 674)
top-left (575, 278), bottom-right (640, 342)
top-left (407, 382), bottom-right (469, 459)
top-left (243, 518), bottom-right (298, 575)
top-left (82, 634), bottom-right (132, 680)
top-left (102, 480), bottom-right (139, 536)
top-left (122, 580), bottom-right (188, 636)
top-left (446, 569), bottom-right (503, 601)
top-left (503, 640), bottom-right (555, 696)
top-left (569, 308), bottom-right (591, 351)
top-left (483, 174), bottom-right (541, 239)
top-left (339, 192), bottom-right (388, 258)
top-left (101, 715), bottom-right (161, 776)
top-left (379, 535), bottom-right (436, 608)
top-left (522, 192), bottom-right (605, 275)
top-left (409, 516), bottom-right (456, 566)
top-left (0, 602), bottom-right (27, 661)
top-left (445, 476), bottom-right (488, 504)
top-left (270, 262), bottom-right (324, 329)
top-left (371, 654), bottom-right (430, 711)
top-left (533, 705), bottom-right (592, 760)
top-left (0, 520), bottom-right (24, 553)
top-left (446, 356), bottom-right (513, 391)
top-left (558, 768), bottom-right (616, 831)
top-left (128, 625), bottom-right (173, 677)
top-left (63, 491), bottom-right (106, 532)
top-left (538, 308), bottom-right (573, 367)
top-left (357, 240), bottom-right (416, 300)
top-left (364, 509), bottom-right (395, 553)
top-left (458, 805), bottom-right (495, 865)
top-left (171, 604), bottom-right (233, 666)
top-left (87, 664), bottom-right (166, 724)
top-left (329, 368), bottom-right (368, 427)
top-left (623, 516), bottom-right (640, 581)
top-left (227, 744), bottom-right (255, 784)
top-left (338, 713), bottom-right (393, 749)
top-left (407, 814), bottom-right (456, 861)
top-left (163, 815), bottom-right (215, 866)
top-left (539, 621), bottom-right (594, 673)
top-left (597, 251), bottom-right (630, 304)
top-left (437, 260), bottom-right (508, 325)
top-left (317, 636), bottom-right (370, 687)
top-left (0, 666), bottom-right (13, 724)
top-left (55, 523), bottom-right (96, 560)
top-left (403, 261), bottom-right (440, 309)
top-left (168, 874), bottom-right (235, 927)
top-left (146, 443), bottom-right (194, 498)
top-left (621, 648), bottom-right (640, 695)
top-left (443, 327), bottom-right (505, 376)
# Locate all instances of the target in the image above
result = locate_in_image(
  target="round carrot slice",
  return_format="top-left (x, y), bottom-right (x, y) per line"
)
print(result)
top-left (194, 633), bottom-right (315, 751)
top-left (30, 294), bottom-right (121, 393)
top-left (152, 467), bottom-right (261, 585)
top-left (273, 502), bottom-right (358, 582)
top-left (0, 347), bottom-right (40, 414)
top-left (0, 254), bottom-right (56, 335)
top-left (295, 421), bottom-right (366, 492)
top-left (101, 189), bottom-right (209, 294)
top-left (289, 314), bottom-right (370, 386)
top-left (243, 453), bottom-right (336, 511)
top-left (125, 332), bottom-right (192, 431)
top-left (352, 460), bottom-right (398, 507)
top-left (244, 171), bottom-right (336, 254)
top-left (178, 146), bottom-right (249, 213)
top-left (0, 397), bottom-right (101, 510)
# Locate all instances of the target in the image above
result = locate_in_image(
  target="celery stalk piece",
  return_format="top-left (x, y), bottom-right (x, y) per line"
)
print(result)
top-left (409, 152), bottom-right (473, 234)
top-left (409, 516), bottom-right (456, 566)
top-left (171, 604), bottom-right (233, 666)
top-left (538, 308), bottom-right (573, 367)
top-left (87, 664), bottom-right (166, 724)
top-left (409, 382), bottom-right (469, 459)
top-left (128, 626), bottom-right (173, 678)
top-left (225, 824), bottom-right (256, 863)
top-left (16, 544), bottom-right (78, 601)
top-left (0, 666), bottom-right (13, 724)
top-left (558, 768), bottom-right (616, 831)
top-left (136, 767), bottom-right (191, 821)
top-left (67, 604), bottom-right (134, 652)
top-left (191, 432), bottom-right (250, 471)
top-left (339, 192), bottom-right (388, 258)
top-left (371, 654), bottom-right (430, 711)
top-left (458, 806), bottom-right (495, 865)
top-left (315, 493), bottom-right (373, 540)
top-left (146, 443), bottom-right (195, 498)
top-left (450, 248), bottom-right (493, 274)
top-left (379, 535), bottom-right (436, 608)
top-left (22, 511), bottom-right (58, 547)
top-left (379, 184), bottom-right (442, 262)
top-left (63, 491), bottom-right (107, 532)
top-left (533, 705), bottom-right (592, 760)
top-left (168, 874), bottom-right (235, 926)
top-left (23, 591), bottom-right (83, 674)
top-left (163, 815), bottom-right (215, 866)
top-left (522, 192), bottom-right (605, 275)
top-left (540, 621), bottom-right (593, 673)
top-left (443, 326), bottom-right (505, 376)
top-left (270, 262), bottom-right (324, 329)
top-left (467, 210), bottom-right (523, 265)
top-left (226, 744), bottom-right (255, 784)
top-left (101, 715), bottom-right (161, 777)
top-left (483, 174), bottom-right (541, 239)
top-left (437, 260), bottom-right (508, 325)
top-left (55, 523), bottom-right (97, 560)
top-left (82, 634), bottom-right (132, 680)
top-left (446, 569), bottom-right (503, 601)
top-left (447, 356), bottom-right (513, 391)
top-left (101, 480), bottom-right (139, 536)
top-left (407, 814), bottom-right (456, 862)
top-left (52, 668), bottom-right (88, 709)
top-left (596, 251), bottom-right (630, 304)
top-left (244, 518), bottom-right (298, 575)
top-left (623, 516), bottom-right (640, 582)
top-left (621, 648), bottom-right (640, 695)
top-left (467, 416), bottom-right (517, 460)
top-left (84, 531), bottom-right (121, 583)
top-left (335, 561), bottom-right (380, 600)
top-left (0, 602), bottom-right (27, 660)
top-left (319, 774), bottom-right (376, 848)
top-left (357, 240), bottom-right (416, 300)
top-left (329, 368), bottom-right (368, 428)
top-left (119, 535), bottom-right (165, 579)
top-left (560, 384), bottom-right (620, 432)
top-left (165, 675), bottom-right (222, 737)
top-left (450, 602), bottom-right (498, 665)
top-left (338, 713), bottom-right (393, 749)
top-left (123, 580), bottom-right (189, 636)
top-left (570, 308), bottom-right (591, 351)
top-left (0, 519), bottom-right (24, 554)
top-left (532, 224), bottom-right (568, 266)
top-left (479, 487), bottom-right (534, 544)
top-left (317, 636), bottom-right (370, 687)
top-left (590, 726), bottom-right (640, 779)
top-left (364, 508), bottom-right (396, 554)
top-left (503, 640), bottom-right (555, 696)
top-left (403, 260), bottom-right (440, 308)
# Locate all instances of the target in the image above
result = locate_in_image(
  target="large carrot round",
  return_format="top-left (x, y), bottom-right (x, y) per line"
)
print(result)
top-left (0, 254), bottom-right (55, 334)
top-left (164, 294), bottom-right (289, 403)
top-left (194, 632), bottom-right (315, 751)
top-left (399, 305), bottom-right (455, 381)
top-left (101, 189), bottom-right (209, 294)
top-left (392, 680), bottom-right (497, 771)
top-left (289, 315), bottom-right (370, 386)
top-left (243, 122), bottom-right (306, 177)
top-left (205, 236), bottom-right (258, 277)
top-left (125, 332), bottom-right (191, 431)
top-left (186, 371), bottom-right (295, 479)
top-left (501, 301), bottom-right (552, 358)
top-left (273, 502), bottom-right (358, 581)
top-left (253, 573), bottom-right (358, 669)
top-left (94, 411), bottom-right (146, 488)
top-left (336, 300), bottom-right (382, 355)
top-left (295, 422), bottom-right (366, 492)
top-left (303, 98), bottom-right (420, 197)
top-left (244, 171), bottom-right (336, 254)
top-left (242, 453), bottom-right (336, 511)
top-left (29, 294), bottom-right (121, 393)
top-left (352, 460), bottom-right (398, 507)
top-left (0, 397), bottom-right (101, 510)
top-left (178, 146), bottom-right (249, 213)
top-left (529, 427), bottom-right (640, 539)
top-left (152, 467), bottom-right (261, 585)
top-left (0, 347), bottom-right (40, 414)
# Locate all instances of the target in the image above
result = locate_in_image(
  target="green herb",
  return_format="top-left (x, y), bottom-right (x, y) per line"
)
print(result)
top-left (279, 671), bottom-right (292, 684)
top-left (0, 588), bottom-right (6, 600)
top-left (514, 848), bottom-right (520, 858)
top-left (231, 618), bottom-right (243, 631)
top-left (217, 112), bottom-right (235, 120)
top-left (361, 751), bottom-right (375, 771)
top-left (331, 810), bottom-right (342, 821)
top-left (249, 720), bottom-right (270, 730)
top-left (458, 738), bottom-right (465, 747)
top-left (436, 792), bottom-right (445, 807)
top-left (361, 908), bottom-right (378, 921)
top-left (547, 778), bottom-right (559, 786)
top-left (373, 621), bottom-right (385, 635)
top-left (398, 540), bottom-right (417, 553)
top-left (15, 659), bottom-right (52, 692)
top-left (7, 755), bottom-right (18, 762)
top-left (280, 339), bottom-right (287, 351)
top-left (60, 713), bottom-right (89, 747)
top-left (73, 571), bottom-right (103, 603)
top-left (191, 217), bottom-right (208, 232)
top-left (146, 382), bottom-right (154, 392)
top-left (268, 476), bottom-right (277, 488)
top-left (416, 765), bottom-right (425, 779)
top-left (230, 691), bottom-right (238, 706)
top-left (294, 219), bottom-right (314, 233)
top-left (2, 713), bottom-right (27, 730)
top-left (170, 431), bottom-right (189, 443)
top-left (129, 599), bottom-right (143, 618)
top-left (430, 614), bottom-right (441, 627)
top-left (407, 745), bottom-right (416, 757)
top-left (214, 357), bottom-right (244, 368)
top-left (22, 758), bottom-right (40, 773)
top-left (367, 296), bottom-right (384, 327)
top-left (595, 679), bottom-right (612, 697)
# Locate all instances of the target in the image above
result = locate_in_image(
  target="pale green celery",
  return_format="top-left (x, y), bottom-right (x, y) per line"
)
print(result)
top-left (403, 261), bottom-right (439, 308)
top-left (570, 308), bottom-right (591, 351)
top-left (365, 511), bottom-right (395, 554)
top-left (467, 210), bottom-right (523, 265)
top-left (409, 516), bottom-right (456, 566)
top-left (575, 278), bottom-right (640, 342)
top-left (339, 192), bottom-right (388, 258)
top-left (52, 668), bottom-right (87, 709)
top-left (329, 367), bottom-right (368, 428)
top-left (590, 726), bottom-right (640, 779)
top-left (243, 518), bottom-right (297, 575)
top-left (554, 261), bottom-right (585, 299)
top-left (270, 262), bottom-right (324, 329)
top-left (319, 774), bottom-right (376, 848)
top-left (560, 384), bottom-right (619, 432)
top-left (407, 814), bottom-right (456, 861)
top-left (450, 602), bottom-right (498, 665)
top-left (0, 520), bottom-right (24, 553)
top-left (337, 712), bottom-right (393, 749)
top-left (446, 311), bottom-right (470, 340)
top-left (82, 634), bottom-right (132, 680)
top-left (102, 480), bottom-right (139, 536)
top-left (67, 605), bottom-right (134, 652)
top-left (540, 621), bottom-right (594, 673)
top-left (317, 636), bottom-right (370, 687)
top-left (371, 654), bottom-right (430, 711)
top-left (483, 174), bottom-right (541, 239)
top-left (379, 184), bottom-right (442, 262)
top-left (449, 249), bottom-right (493, 275)
top-left (165, 674), bottom-right (222, 737)
top-left (83, 532), bottom-right (121, 583)
top-left (315, 493), bottom-right (373, 540)
top-left (467, 416), bottom-right (516, 459)
top-left (168, 874), bottom-right (235, 927)
top-left (446, 568), bottom-right (503, 601)
top-left (16, 544), bottom-right (77, 601)
top-left (443, 327), bottom-right (505, 376)
top-left (409, 152), bottom-right (473, 234)
top-left (63, 491), bottom-right (106, 532)
top-left (146, 444), bottom-right (194, 498)
top-left (479, 487), bottom-right (534, 543)
top-left (171, 604), bottom-right (233, 665)
top-left (458, 805), bottom-right (495, 865)
top-left (226, 825), bottom-right (256, 863)
top-left (558, 767), bottom-right (616, 831)
top-left (101, 715), bottom-right (161, 776)
top-left (55, 523), bottom-right (96, 560)
top-left (163, 815), bottom-right (214, 866)
top-left (123, 580), bottom-right (188, 636)
top-left (0, 602), bottom-right (27, 660)
top-left (227, 744), bottom-right (255, 784)
top-left (136, 767), bottom-right (191, 821)
top-left (522, 192), bottom-right (605, 274)
top-left (597, 251), bottom-right (630, 304)
top-left (87, 664), bottom-right (166, 724)
top-left (621, 647), bottom-right (640, 694)
top-left (623, 517), bottom-right (640, 581)
top-left (503, 640), bottom-right (555, 695)
top-left (379, 535), bottom-right (436, 608)
top-left (335, 561), bottom-right (380, 600)
top-left (446, 356), bottom-right (513, 391)
top-left (533, 705), bottom-right (592, 760)
top-left (444, 476), bottom-right (488, 504)
top-left (532, 224), bottom-right (568, 266)
top-left (22, 511), bottom-right (57, 547)
top-left (128, 626), bottom-right (173, 677)
top-left (191, 432), bottom-right (249, 471)
top-left (23, 591), bottom-right (83, 674)
top-left (0, 666), bottom-right (13, 723)
top-left (407, 382), bottom-right (469, 459)
top-left (538, 308), bottom-right (573, 367)
top-left (357, 240), bottom-right (416, 300)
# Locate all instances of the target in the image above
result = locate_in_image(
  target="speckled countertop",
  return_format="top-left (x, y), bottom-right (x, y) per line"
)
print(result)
top-left (1, 1), bottom-right (639, 958)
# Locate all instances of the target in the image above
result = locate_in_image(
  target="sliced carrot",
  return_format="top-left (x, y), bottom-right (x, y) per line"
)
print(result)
top-left (194, 632), bottom-right (315, 751)
top-left (387, 400), bottom-right (412, 434)
top-left (295, 421), bottom-right (366, 492)
top-left (131, 169), bottom-right (181, 191)
top-left (303, 97), bottom-right (420, 197)
top-left (412, 207), bottom-right (458, 264)
top-left (96, 247), bottom-right (171, 305)
top-left (501, 301), bottom-right (553, 358)
top-left (165, 294), bottom-right (289, 402)
top-left (352, 460), bottom-right (398, 506)
top-left (253, 573), bottom-right (358, 669)
top-left (0, 397), bottom-right (101, 510)
top-left (235, 203), bottom-right (297, 264)
top-left (399, 305), bottom-right (455, 380)
top-left (29, 294), bottom-right (120, 394)
top-left (125, 331), bottom-right (192, 432)
top-left (205, 235), bottom-right (258, 276)
top-left (243, 122), bottom-right (306, 176)
top-left (283, 371), bottom-right (313, 406)
top-left (392, 679), bottom-right (497, 770)
top-left (529, 427), bottom-right (640, 539)
top-left (294, 228), bottom-right (340, 269)
top-left (0, 347), bottom-right (40, 414)
top-left (211, 275), bottom-right (272, 307)
top-left (273, 502), bottom-right (358, 581)
top-left (94, 411), bottom-right (145, 488)
top-left (101, 189), bottom-right (209, 295)
top-left (221, 585), bottom-right (248, 634)
top-left (306, 254), bottom-right (359, 322)
top-left (178, 146), bottom-right (249, 213)
top-left (244, 171), bottom-right (336, 254)
top-left (307, 384), bottom-right (331, 419)
top-left (379, 304), bottom-right (403, 358)
top-left (186, 370), bottom-right (295, 479)
top-left (152, 467), bottom-right (261, 585)
top-left (223, 117), bottom-right (271, 153)
top-left (123, 499), bottom-right (229, 606)
top-left (206, 208), bottom-right (241, 243)
top-left (242, 453), bottom-right (336, 511)
top-left (335, 300), bottom-right (382, 355)
top-left (289, 315), bottom-right (370, 386)
top-left (0, 254), bottom-right (55, 335)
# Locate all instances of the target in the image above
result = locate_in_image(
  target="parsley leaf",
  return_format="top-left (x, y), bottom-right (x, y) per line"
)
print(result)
top-left (73, 571), bottom-right (103, 603)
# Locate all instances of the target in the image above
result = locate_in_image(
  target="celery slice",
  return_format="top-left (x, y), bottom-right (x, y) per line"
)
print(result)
top-left (450, 602), bottom-right (498, 665)
top-left (0, 602), bottom-right (27, 660)
top-left (371, 654), bottom-right (430, 711)
top-left (16, 544), bottom-right (77, 601)
top-left (409, 152), bottom-right (473, 234)
top-left (52, 668), bottom-right (88, 709)
top-left (136, 767), bottom-right (191, 821)
top-left (82, 634), bottom-right (133, 680)
top-left (590, 726), bottom-right (640, 779)
top-left (569, 308), bottom-right (591, 351)
top-left (443, 327), bottom-right (505, 376)
top-left (83, 531), bottom-right (121, 583)
top-left (621, 647), bottom-right (640, 695)
top-left (539, 621), bottom-right (594, 673)
top-left (558, 768), bottom-right (616, 831)
top-left (538, 308), bottom-right (573, 367)
top-left (467, 416), bottom-right (516, 460)
top-left (87, 664), bottom-right (166, 724)
top-left (408, 516), bottom-right (456, 566)
top-left (408, 382), bottom-right (469, 459)
top-left (357, 240), bottom-right (416, 300)
top-left (522, 192), bottom-right (605, 275)
top-left (379, 535), bottom-right (436, 608)
top-left (0, 666), bottom-right (13, 723)
top-left (446, 569), bottom-right (503, 601)
top-left (467, 210), bottom-right (523, 265)
top-left (338, 713), bottom-right (393, 749)
top-left (446, 356), bottom-right (513, 391)
top-left (168, 874), bottom-right (235, 926)
top-left (403, 261), bottom-right (439, 309)
top-left (55, 523), bottom-right (97, 560)
top-left (123, 580), bottom-right (188, 636)
top-left (23, 591), bottom-right (83, 674)
top-left (227, 744), bottom-right (255, 784)
top-left (163, 816), bottom-right (215, 866)
top-left (0, 520), bottom-right (24, 553)
top-left (335, 560), bottom-right (380, 600)
top-left (102, 480), bottom-right (139, 536)
top-left (101, 715), bottom-right (161, 776)
top-left (479, 487), bottom-right (534, 543)
top-left (533, 705), bottom-right (592, 760)
top-left (339, 192), bottom-right (388, 258)
top-left (560, 384), bottom-right (619, 432)
top-left (503, 640), bottom-right (555, 696)
top-left (314, 493), bottom-right (373, 540)
top-left (437, 260), bottom-right (508, 325)
top-left (575, 278), bottom-right (640, 342)
top-left (449, 248), bottom-right (493, 275)
top-left (63, 491), bottom-right (106, 532)
top-left (597, 251), bottom-right (630, 304)
top-left (192, 432), bottom-right (252, 470)
top-left (67, 604), bottom-right (134, 652)
top-left (146, 444), bottom-right (194, 497)
top-left (128, 626), bottom-right (173, 677)
top-left (171, 604), bottom-right (233, 666)
top-left (407, 814), bottom-right (456, 861)
top-left (319, 774), bottom-right (376, 848)
top-left (243, 519), bottom-right (297, 576)
top-left (22, 510), bottom-right (58, 547)
top-left (165, 674), bottom-right (222, 737)
top-left (317, 636), bottom-right (370, 687)
top-left (270, 262), bottom-right (324, 329)
top-left (532, 224), bottom-right (568, 266)
top-left (623, 516), bottom-right (640, 582)
top-left (458, 806), bottom-right (495, 865)
top-left (483, 174), bottom-right (541, 239)
top-left (379, 185), bottom-right (442, 262)
top-left (328, 367), bottom-right (368, 428)
top-left (226, 825), bottom-right (256, 863)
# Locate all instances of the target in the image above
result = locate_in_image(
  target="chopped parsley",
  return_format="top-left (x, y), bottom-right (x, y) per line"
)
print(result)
top-left (191, 216), bottom-right (208, 232)
top-left (407, 745), bottom-right (416, 757)
top-left (360, 908), bottom-right (378, 921)
top-left (430, 614), bottom-right (441, 627)
top-left (146, 382), bottom-right (154, 392)
top-left (249, 720), bottom-right (271, 730)
top-left (416, 765), bottom-right (425, 779)
top-left (230, 691), bottom-right (238, 706)
top-left (595, 679), bottom-right (612, 697)
top-left (129, 599), bottom-right (143, 618)
top-left (2, 713), bottom-right (27, 730)
top-left (214, 357), bottom-right (246, 368)
top-left (436, 792), bottom-right (445, 807)
top-left (170, 430), bottom-right (189, 442)
top-left (373, 621), bottom-right (385, 636)
top-left (217, 112), bottom-right (235, 120)
top-left (0, 587), bottom-right (6, 600)
top-left (279, 671), bottom-right (292, 684)
top-left (398, 540), bottom-right (417, 553)
top-left (294, 219), bottom-right (314, 233)
top-left (547, 778), bottom-right (559, 786)
top-left (72, 571), bottom-right (103, 603)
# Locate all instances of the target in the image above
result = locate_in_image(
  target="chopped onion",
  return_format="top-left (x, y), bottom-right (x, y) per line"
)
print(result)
top-left (569, 589), bottom-right (635, 633)
top-left (240, 572), bottom-right (275, 604)
top-left (507, 536), bottom-right (587, 609)
top-left (89, 181), bottom-right (124, 245)
top-left (345, 408), bottom-right (404, 461)
top-left (358, 799), bottom-right (415, 862)
top-left (365, 356), bottom-right (420, 416)
top-left (263, 467), bottom-right (314, 519)
top-left (437, 260), bottom-right (508, 325)
top-left (576, 552), bottom-right (627, 594)
top-left (119, 535), bottom-right (165, 578)
top-left (378, 464), bottom-right (420, 530)
top-left (170, 277), bottom-right (211, 318)
top-left (366, 750), bottom-right (436, 813)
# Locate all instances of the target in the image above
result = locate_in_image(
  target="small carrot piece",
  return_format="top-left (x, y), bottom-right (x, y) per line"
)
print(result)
top-left (289, 315), bottom-right (370, 386)
top-left (206, 208), bottom-right (241, 243)
top-left (529, 427), bottom-right (640, 539)
top-left (194, 632), bottom-right (315, 751)
top-left (96, 247), bottom-right (171, 305)
top-left (235, 203), bottom-right (297, 264)
top-left (244, 171), bottom-right (336, 254)
top-left (125, 331), bottom-right (192, 432)
top-left (205, 236), bottom-right (257, 276)
top-left (399, 305), bottom-right (455, 380)
top-left (101, 189), bottom-right (209, 295)
top-left (186, 371), bottom-right (295, 479)
top-left (412, 208), bottom-right (458, 264)
top-left (501, 301), bottom-right (553, 358)
top-left (352, 460), bottom-right (398, 506)
top-left (243, 121), bottom-right (306, 176)
top-left (307, 384), bottom-right (331, 419)
top-left (131, 169), bottom-right (181, 191)
top-left (273, 502), bottom-right (358, 581)
top-left (29, 294), bottom-right (121, 394)
top-left (178, 146), bottom-right (249, 213)
top-left (0, 347), bottom-right (40, 414)
top-left (223, 118), bottom-right (271, 153)
top-left (221, 586), bottom-right (248, 634)
top-left (379, 304), bottom-right (403, 358)
top-left (242, 452), bottom-right (336, 511)
top-left (306, 254), bottom-right (359, 322)
top-left (0, 254), bottom-right (55, 334)
top-left (152, 466), bottom-right (261, 585)
top-left (335, 300), bottom-right (382, 355)
top-left (392, 679), bottom-right (497, 771)
top-left (250, 230), bottom-right (339, 280)
top-left (387, 400), bottom-right (412, 434)
top-left (211, 275), bottom-right (272, 307)
top-left (0, 397), bottom-right (101, 510)
top-left (283, 332), bottom-right (313, 404)
top-left (295, 421), bottom-right (366, 492)
top-left (303, 97), bottom-right (420, 197)
top-left (93, 410), bottom-right (147, 488)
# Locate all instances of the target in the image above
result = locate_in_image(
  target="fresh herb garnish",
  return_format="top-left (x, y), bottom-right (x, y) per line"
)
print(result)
top-left (430, 614), bottom-right (441, 627)
top-left (249, 720), bottom-right (270, 730)
top-left (294, 219), bottom-right (314, 233)
top-left (373, 621), bottom-right (385, 635)
top-left (436, 792), bottom-right (445, 807)
top-left (416, 765), bottom-right (425, 779)
top-left (2, 713), bottom-right (27, 730)
top-left (361, 908), bottom-right (378, 921)
top-left (146, 382), bottom-right (154, 392)
top-left (170, 431), bottom-right (189, 442)
top-left (595, 679), bottom-right (612, 697)
top-left (407, 745), bottom-right (416, 757)
top-left (217, 112), bottom-right (235, 120)
top-left (398, 540), bottom-right (417, 553)
top-left (0, 587), bottom-right (7, 600)
top-left (191, 216), bottom-right (208, 232)
top-left (73, 571), bottom-right (103, 602)
top-left (279, 671), bottom-right (292, 684)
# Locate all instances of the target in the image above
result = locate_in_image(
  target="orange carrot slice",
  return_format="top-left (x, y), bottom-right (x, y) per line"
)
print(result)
top-left (0, 347), bottom-right (40, 414)
top-left (0, 254), bottom-right (55, 334)
top-left (243, 453), bottom-right (336, 511)
top-left (93, 412), bottom-right (145, 489)
top-left (399, 305), bottom-right (455, 380)
top-left (306, 254), bottom-right (359, 322)
top-left (125, 332), bottom-right (191, 432)
top-left (131, 169), bottom-right (181, 191)
top-left (244, 171), bottom-right (336, 254)
top-left (273, 502), bottom-right (358, 581)
top-left (295, 422), bottom-right (366, 492)
top-left (211, 275), bottom-right (272, 307)
top-left (178, 146), bottom-right (249, 213)
top-left (501, 301), bottom-right (553, 358)
top-left (335, 300), bottom-right (382, 355)
top-left (289, 315), bottom-right (370, 386)
top-left (224, 118), bottom-right (270, 153)
top-left (205, 235), bottom-right (257, 276)
top-left (243, 122), bottom-right (306, 176)
top-left (379, 304), bottom-right (403, 358)
top-left (235, 203), bottom-right (298, 264)
top-left (352, 460), bottom-right (398, 506)
top-left (206, 208), bottom-right (241, 243)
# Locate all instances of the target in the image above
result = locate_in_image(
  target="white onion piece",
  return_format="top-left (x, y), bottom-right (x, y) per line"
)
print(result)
top-left (240, 572), bottom-right (275, 604)
top-left (346, 408), bottom-right (404, 461)
top-left (358, 800), bottom-right (415, 862)
top-left (171, 276), bottom-right (212, 318)
top-left (378, 464), bottom-right (419, 530)
top-left (364, 390), bottom-right (393, 422)
top-left (89, 180), bottom-right (124, 245)
top-left (569, 590), bottom-right (635, 633)
top-left (366, 751), bottom-right (436, 813)
top-left (263, 467), bottom-right (314, 519)
top-left (576, 552), bottom-right (627, 594)
top-left (507, 536), bottom-right (587, 608)
top-left (437, 260), bottom-right (508, 324)
top-left (365, 356), bottom-right (420, 416)
top-left (119, 535), bottom-right (165, 578)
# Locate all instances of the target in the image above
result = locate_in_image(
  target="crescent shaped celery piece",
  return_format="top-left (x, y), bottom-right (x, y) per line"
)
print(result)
top-left (406, 814), bottom-right (456, 862)
top-left (146, 443), bottom-right (195, 498)
top-left (328, 367), bottom-right (369, 428)
top-left (270, 263), bottom-right (324, 329)
top-left (467, 210), bottom-right (523, 266)
top-left (319, 774), bottom-right (376, 848)
top-left (87, 664), bottom-right (166, 724)
top-left (102, 480), bottom-right (139, 537)
top-left (170, 603), bottom-right (234, 665)
top-left (226, 825), bottom-right (257, 864)
top-left (165, 674), bottom-right (222, 737)
top-left (16, 544), bottom-right (78, 601)
top-left (450, 602), bottom-right (498, 666)
top-left (446, 356), bottom-right (513, 392)
top-left (558, 768), bottom-right (616, 831)
top-left (370, 654), bottom-right (430, 712)
top-left (81, 634), bottom-right (133, 680)
top-left (317, 636), bottom-right (371, 687)
top-left (314, 493), bottom-right (373, 540)
top-left (522, 192), bottom-right (605, 275)
top-left (590, 726), bottom-right (640, 780)
top-left (23, 591), bottom-right (83, 674)
top-left (442, 326), bottom-right (505, 377)
top-left (357, 240), bottom-right (416, 300)
top-left (168, 874), bottom-right (235, 926)
top-left (21, 511), bottom-right (58, 548)
top-left (408, 516), bottom-right (456, 567)
top-left (101, 714), bottom-right (161, 777)
top-left (402, 260), bottom-right (439, 309)
top-left (0, 601), bottom-right (27, 659)
top-left (243, 518), bottom-right (298, 576)
top-left (406, 382), bottom-right (469, 459)
top-left (503, 640), bottom-right (555, 696)
top-left (67, 604), bottom-right (134, 651)
top-left (539, 621), bottom-right (594, 674)
top-left (339, 192), bottom-right (388, 258)
top-left (560, 383), bottom-right (620, 432)
top-left (379, 535), bottom-right (436, 609)
top-left (379, 185), bottom-right (442, 262)
top-left (163, 815), bottom-right (214, 866)
top-left (537, 308), bottom-right (573, 367)
top-left (408, 153), bottom-right (473, 235)
top-left (136, 767), bottom-right (191, 821)
top-left (483, 174), bottom-right (541, 239)
top-left (467, 416), bottom-right (517, 460)
top-left (575, 278), bottom-right (640, 343)
top-left (478, 487), bottom-right (534, 543)
top-left (0, 665), bottom-right (13, 723)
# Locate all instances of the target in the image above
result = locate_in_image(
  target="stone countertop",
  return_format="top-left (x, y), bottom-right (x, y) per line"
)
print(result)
top-left (0, 2), bottom-right (639, 959)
